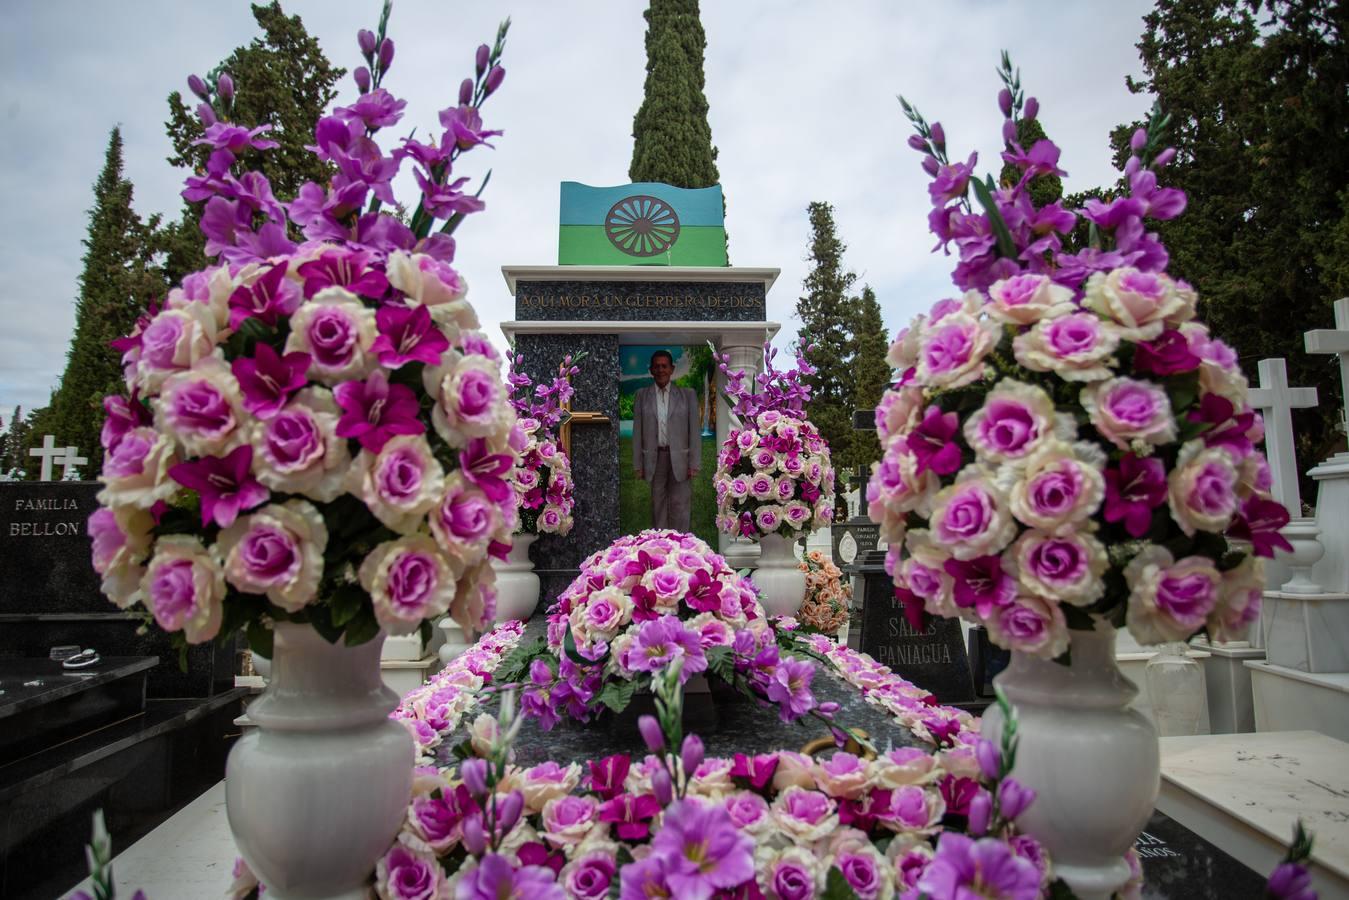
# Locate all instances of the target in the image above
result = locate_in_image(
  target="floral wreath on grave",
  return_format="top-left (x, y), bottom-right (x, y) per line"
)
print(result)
top-left (796, 550), bottom-right (853, 637)
top-left (868, 63), bottom-right (1290, 658)
top-left (505, 352), bottom-right (587, 537)
top-left (87, 10), bottom-right (520, 658)
top-left (712, 340), bottom-right (837, 541)
top-left (509, 529), bottom-right (851, 734)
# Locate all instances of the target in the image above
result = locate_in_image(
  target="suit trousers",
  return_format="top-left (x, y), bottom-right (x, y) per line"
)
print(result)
top-left (651, 448), bottom-right (692, 532)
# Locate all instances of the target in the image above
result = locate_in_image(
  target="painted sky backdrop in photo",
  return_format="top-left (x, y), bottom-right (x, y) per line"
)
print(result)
top-left (0, 0), bottom-right (1154, 419)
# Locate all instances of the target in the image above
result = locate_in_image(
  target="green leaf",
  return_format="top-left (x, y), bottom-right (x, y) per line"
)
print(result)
top-left (970, 175), bottom-right (1018, 259)
top-left (705, 646), bottom-right (735, 682)
top-left (597, 679), bottom-right (638, 713)
top-left (821, 867), bottom-right (861, 900)
top-left (1047, 878), bottom-right (1080, 900)
top-left (1060, 604), bottom-right (1096, 632)
top-left (343, 608), bottom-right (382, 647)
top-left (563, 627), bottom-right (594, 667)
top-left (246, 619), bottom-right (274, 660)
top-left (328, 583), bottom-right (365, 627)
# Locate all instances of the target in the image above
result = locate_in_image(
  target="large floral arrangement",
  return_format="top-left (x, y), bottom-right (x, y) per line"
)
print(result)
top-left (87, 13), bottom-right (522, 654)
top-left (713, 341), bottom-right (836, 541)
top-left (516, 530), bottom-right (839, 730)
top-left (797, 550), bottom-right (852, 636)
top-left (869, 64), bottom-right (1288, 658)
top-left (505, 353), bottom-right (584, 536)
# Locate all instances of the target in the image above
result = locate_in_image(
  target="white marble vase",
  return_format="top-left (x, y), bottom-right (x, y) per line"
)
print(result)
top-left (981, 621), bottom-right (1159, 900)
top-left (492, 533), bottom-right (540, 622)
top-left (751, 532), bottom-right (807, 617)
top-left (226, 622), bottom-right (413, 899)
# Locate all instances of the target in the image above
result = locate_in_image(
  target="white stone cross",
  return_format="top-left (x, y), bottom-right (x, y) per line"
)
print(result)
top-left (1249, 358), bottom-right (1318, 517)
top-left (58, 446), bottom-right (88, 480)
top-left (27, 435), bottom-right (67, 482)
top-left (1305, 297), bottom-right (1349, 435)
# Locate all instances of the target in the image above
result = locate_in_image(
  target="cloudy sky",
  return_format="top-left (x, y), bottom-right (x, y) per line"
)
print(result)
top-left (0, 0), bottom-right (1156, 430)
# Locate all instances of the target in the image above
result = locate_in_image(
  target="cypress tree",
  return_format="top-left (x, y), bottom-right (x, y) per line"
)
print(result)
top-left (629, 0), bottom-right (721, 189)
top-left (847, 286), bottom-right (890, 471)
top-left (797, 202), bottom-right (857, 467)
top-left (160, 2), bottom-right (345, 283)
top-left (47, 128), bottom-right (161, 475)
top-left (1, 405), bottom-right (25, 477)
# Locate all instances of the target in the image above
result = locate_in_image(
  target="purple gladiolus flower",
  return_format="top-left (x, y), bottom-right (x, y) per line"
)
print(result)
top-left (370, 303), bottom-right (450, 368)
top-left (333, 370), bottom-right (424, 452)
top-left (456, 853), bottom-right (563, 900)
top-left (460, 437), bottom-right (515, 503)
top-left (729, 752), bottom-right (778, 792)
top-left (968, 788), bottom-right (992, 835)
top-left (627, 617), bottom-right (707, 679)
top-left (638, 714), bottom-right (665, 752)
top-left (1001, 139), bottom-right (1067, 180)
top-left (227, 261), bottom-right (300, 329)
top-left (648, 799), bottom-right (755, 900)
top-left (765, 656), bottom-right (816, 722)
top-left (101, 394), bottom-right (152, 450)
top-left (1266, 862), bottom-right (1317, 900)
top-left (586, 754), bottom-right (631, 800)
top-left (907, 404), bottom-right (963, 476)
top-left (975, 737), bottom-right (1001, 781)
top-left (296, 247), bottom-right (390, 299)
top-left (336, 88), bottom-right (407, 130)
top-left (916, 833), bottom-right (1041, 900)
top-left (997, 778), bottom-right (1036, 820)
top-left (193, 122), bottom-right (278, 154)
top-left (414, 170), bottom-right (487, 220)
top-left (484, 65), bottom-right (506, 96)
top-left (439, 104), bottom-right (503, 151)
top-left (1229, 495), bottom-right (1293, 558)
top-left (1103, 454), bottom-right (1168, 538)
top-left (930, 152), bottom-right (978, 205)
top-left (358, 28), bottom-right (377, 56)
top-left (599, 793), bottom-right (661, 841)
top-left (168, 446), bottom-right (268, 528)
top-left (232, 343), bottom-right (311, 419)
top-left (944, 556), bottom-right (1017, 618)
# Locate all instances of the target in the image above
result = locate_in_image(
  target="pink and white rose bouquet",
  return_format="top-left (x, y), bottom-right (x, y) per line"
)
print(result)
top-left (874, 82), bottom-right (1288, 656)
top-left (713, 341), bottom-right (836, 541)
top-left (505, 353), bottom-right (584, 537)
top-left (89, 19), bottom-right (521, 656)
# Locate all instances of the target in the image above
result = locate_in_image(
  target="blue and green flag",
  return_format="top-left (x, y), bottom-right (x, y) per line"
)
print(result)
top-left (558, 182), bottom-right (727, 267)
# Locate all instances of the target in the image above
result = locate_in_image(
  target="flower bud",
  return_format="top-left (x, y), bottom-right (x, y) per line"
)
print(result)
top-left (921, 155), bottom-right (940, 177)
top-left (1002, 119), bottom-right (1018, 144)
top-left (968, 789), bottom-right (992, 836)
top-left (354, 66), bottom-right (371, 94)
top-left (196, 103), bottom-right (218, 126)
top-left (929, 122), bottom-right (945, 147)
top-left (187, 74), bottom-right (210, 101)
top-left (460, 758), bottom-right (489, 798)
top-left (998, 777), bottom-right (1036, 820)
top-left (816, 701), bottom-right (840, 719)
top-left (998, 88), bottom-right (1013, 118)
top-left (681, 734), bottom-right (704, 774)
top-left (217, 73), bottom-right (234, 104)
top-left (378, 38), bottom-right (395, 71)
top-left (484, 65), bottom-right (506, 96)
top-left (459, 78), bottom-right (474, 106)
top-left (651, 766), bottom-right (673, 806)
top-left (638, 715), bottom-right (664, 753)
top-left (1023, 96), bottom-right (1039, 120)
top-left (476, 44), bottom-right (490, 76)
top-left (975, 739), bottom-right (1001, 781)
top-left (461, 814), bottom-right (486, 855)
top-left (358, 29), bottom-right (377, 58)
top-left (1131, 127), bottom-right (1148, 152)
top-left (907, 134), bottom-right (927, 152)
top-left (1125, 155), bottom-right (1142, 177)
top-left (1154, 147), bottom-right (1176, 168)
top-left (498, 790), bottom-right (524, 833)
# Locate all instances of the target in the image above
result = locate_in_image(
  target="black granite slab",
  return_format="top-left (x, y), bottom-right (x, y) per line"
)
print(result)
top-left (515, 279), bottom-right (765, 322)
top-left (1137, 809), bottom-right (1267, 899)
top-left (0, 481), bottom-right (101, 615)
top-left (0, 656), bottom-right (154, 718)
top-left (855, 564), bottom-right (976, 704)
top-left (831, 521), bottom-right (880, 567)
top-left (437, 617), bottom-right (920, 770)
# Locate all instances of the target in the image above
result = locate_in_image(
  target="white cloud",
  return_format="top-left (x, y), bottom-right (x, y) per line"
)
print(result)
top-left (0, 0), bottom-right (1155, 425)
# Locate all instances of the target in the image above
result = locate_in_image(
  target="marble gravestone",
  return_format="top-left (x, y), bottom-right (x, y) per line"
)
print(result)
top-left (502, 180), bottom-right (779, 608)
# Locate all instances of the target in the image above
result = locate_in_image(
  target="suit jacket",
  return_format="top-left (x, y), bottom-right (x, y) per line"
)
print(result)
top-left (632, 383), bottom-right (701, 483)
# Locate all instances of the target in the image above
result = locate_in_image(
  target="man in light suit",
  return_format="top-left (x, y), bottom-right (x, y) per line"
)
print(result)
top-left (633, 350), bottom-right (701, 532)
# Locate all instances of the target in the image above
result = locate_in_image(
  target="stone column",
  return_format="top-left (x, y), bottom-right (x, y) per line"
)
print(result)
top-left (716, 341), bottom-right (763, 564)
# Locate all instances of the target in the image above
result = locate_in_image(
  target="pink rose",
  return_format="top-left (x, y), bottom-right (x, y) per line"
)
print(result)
top-left (358, 535), bottom-right (457, 635)
top-left (1010, 530), bottom-right (1107, 606)
top-left (929, 473), bottom-right (1017, 561)
top-left (1168, 442), bottom-right (1239, 536)
top-left (1013, 311), bottom-right (1121, 382)
top-left (963, 380), bottom-right (1056, 464)
top-left (1083, 267), bottom-right (1187, 341)
top-left (984, 593), bottom-right (1070, 659)
top-left (917, 313), bottom-right (998, 390)
top-left (1081, 377), bottom-right (1176, 449)
top-left (140, 535), bottom-right (226, 644)
top-left (1009, 442), bottom-right (1105, 532)
top-left (986, 273), bottom-right (1074, 325)
top-left (1124, 547), bottom-right (1221, 644)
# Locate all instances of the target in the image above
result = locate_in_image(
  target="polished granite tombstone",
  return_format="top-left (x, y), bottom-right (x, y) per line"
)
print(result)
top-left (1136, 809), bottom-right (1268, 899)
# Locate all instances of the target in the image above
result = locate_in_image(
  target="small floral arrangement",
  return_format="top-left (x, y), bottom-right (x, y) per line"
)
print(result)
top-left (869, 62), bottom-right (1288, 658)
top-left (88, 10), bottom-right (521, 655)
top-left (515, 530), bottom-right (837, 730)
top-left (505, 353), bottom-right (584, 536)
top-left (798, 550), bottom-right (851, 636)
top-left (713, 341), bottom-right (836, 541)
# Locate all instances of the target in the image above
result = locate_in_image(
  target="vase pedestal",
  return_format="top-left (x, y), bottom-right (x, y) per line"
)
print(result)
top-left (750, 532), bottom-right (806, 617)
top-left (983, 623), bottom-right (1159, 900)
top-left (492, 533), bottom-right (540, 623)
top-left (226, 623), bottom-right (413, 899)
